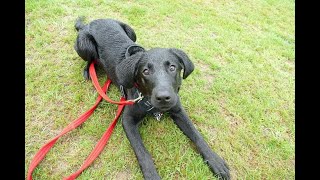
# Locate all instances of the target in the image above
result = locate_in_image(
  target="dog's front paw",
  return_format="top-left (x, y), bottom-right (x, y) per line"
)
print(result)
top-left (206, 156), bottom-right (230, 180)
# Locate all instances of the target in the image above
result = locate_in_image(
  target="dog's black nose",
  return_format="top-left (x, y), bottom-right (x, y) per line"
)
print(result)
top-left (155, 91), bottom-right (172, 103)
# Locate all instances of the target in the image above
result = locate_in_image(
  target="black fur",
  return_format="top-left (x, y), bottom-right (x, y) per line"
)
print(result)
top-left (74, 17), bottom-right (230, 180)
top-left (74, 17), bottom-right (142, 82)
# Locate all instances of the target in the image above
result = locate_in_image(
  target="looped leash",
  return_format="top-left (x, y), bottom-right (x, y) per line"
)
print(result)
top-left (27, 62), bottom-right (134, 180)
top-left (89, 62), bottom-right (143, 104)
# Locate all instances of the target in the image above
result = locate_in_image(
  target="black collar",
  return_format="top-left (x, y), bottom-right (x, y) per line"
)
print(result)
top-left (119, 85), bottom-right (164, 121)
top-left (132, 88), bottom-right (164, 121)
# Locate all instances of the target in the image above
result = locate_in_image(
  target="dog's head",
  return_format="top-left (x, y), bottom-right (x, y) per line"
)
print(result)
top-left (116, 47), bottom-right (194, 111)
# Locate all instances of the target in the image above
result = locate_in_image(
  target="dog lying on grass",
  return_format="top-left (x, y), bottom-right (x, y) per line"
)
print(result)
top-left (74, 17), bottom-right (230, 180)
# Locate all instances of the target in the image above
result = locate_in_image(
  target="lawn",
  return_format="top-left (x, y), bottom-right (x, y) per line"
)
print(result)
top-left (25, 0), bottom-right (295, 179)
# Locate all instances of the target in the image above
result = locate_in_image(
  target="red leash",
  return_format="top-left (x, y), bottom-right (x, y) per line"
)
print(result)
top-left (27, 62), bottom-right (132, 180)
top-left (89, 61), bottom-right (140, 105)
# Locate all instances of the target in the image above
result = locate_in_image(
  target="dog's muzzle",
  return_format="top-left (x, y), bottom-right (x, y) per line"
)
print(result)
top-left (151, 88), bottom-right (177, 111)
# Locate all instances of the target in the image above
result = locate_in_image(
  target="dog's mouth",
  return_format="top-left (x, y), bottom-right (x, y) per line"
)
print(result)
top-left (155, 105), bottom-right (173, 112)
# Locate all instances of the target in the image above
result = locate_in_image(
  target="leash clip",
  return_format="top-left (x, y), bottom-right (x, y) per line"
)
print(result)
top-left (128, 92), bottom-right (144, 103)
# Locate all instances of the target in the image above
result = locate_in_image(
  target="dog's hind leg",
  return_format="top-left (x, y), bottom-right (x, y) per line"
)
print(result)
top-left (116, 20), bottom-right (137, 42)
top-left (74, 28), bottom-right (99, 80)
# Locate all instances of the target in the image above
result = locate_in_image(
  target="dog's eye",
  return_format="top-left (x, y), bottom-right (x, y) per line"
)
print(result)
top-left (143, 69), bottom-right (150, 75)
top-left (169, 65), bottom-right (176, 72)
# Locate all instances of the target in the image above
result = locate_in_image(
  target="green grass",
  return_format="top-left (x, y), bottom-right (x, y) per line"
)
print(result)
top-left (25, 0), bottom-right (295, 179)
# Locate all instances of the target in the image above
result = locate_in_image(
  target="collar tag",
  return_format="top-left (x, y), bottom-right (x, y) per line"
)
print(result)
top-left (153, 112), bottom-right (163, 121)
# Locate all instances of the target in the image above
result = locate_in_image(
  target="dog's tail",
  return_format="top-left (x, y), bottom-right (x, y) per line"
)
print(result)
top-left (75, 16), bottom-right (86, 31)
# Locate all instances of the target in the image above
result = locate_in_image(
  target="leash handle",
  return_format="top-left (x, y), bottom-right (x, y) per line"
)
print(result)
top-left (63, 98), bottom-right (125, 180)
top-left (27, 80), bottom-right (110, 180)
top-left (89, 62), bottom-right (138, 105)
top-left (27, 61), bottom-right (134, 179)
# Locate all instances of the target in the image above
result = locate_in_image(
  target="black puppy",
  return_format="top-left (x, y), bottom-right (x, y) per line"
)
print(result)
top-left (74, 17), bottom-right (230, 180)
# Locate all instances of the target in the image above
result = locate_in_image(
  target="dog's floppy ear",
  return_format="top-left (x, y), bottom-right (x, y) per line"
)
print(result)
top-left (169, 48), bottom-right (194, 79)
top-left (125, 45), bottom-right (145, 58)
top-left (116, 46), bottom-right (145, 88)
